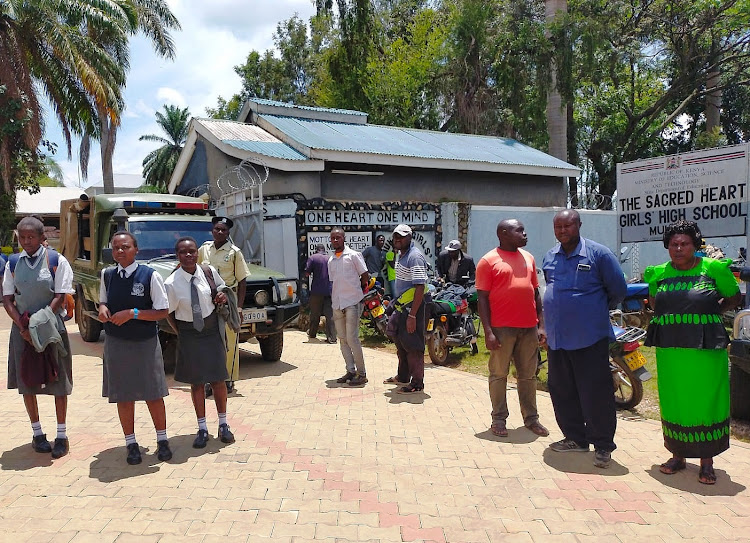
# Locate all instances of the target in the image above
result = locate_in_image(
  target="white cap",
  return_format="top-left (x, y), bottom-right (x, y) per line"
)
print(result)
top-left (446, 239), bottom-right (461, 251)
top-left (393, 224), bottom-right (412, 236)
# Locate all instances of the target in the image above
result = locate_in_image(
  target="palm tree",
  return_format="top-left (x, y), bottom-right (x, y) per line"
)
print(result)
top-left (138, 105), bottom-right (190, 192)
top-left (0, 0), bottom-right (127, 192)
top-left (79, 0), bottom-right (180, 193)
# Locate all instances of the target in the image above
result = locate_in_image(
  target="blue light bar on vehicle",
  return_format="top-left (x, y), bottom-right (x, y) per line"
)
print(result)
top-left (122, 201), bottom-right (208, 211)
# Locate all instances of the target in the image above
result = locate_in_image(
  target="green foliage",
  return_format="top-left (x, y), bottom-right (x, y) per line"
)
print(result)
top-left (365, 8), bottom-right (447, 128)
top-left (209, 0), bottom-right (750, 208)
top-left (205, 95), bottom-right (244, 121)
top-left (139, 104), bottom-right (190, 192)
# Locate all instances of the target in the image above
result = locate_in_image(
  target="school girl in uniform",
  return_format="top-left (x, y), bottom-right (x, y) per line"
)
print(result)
top-left (2, 217), bottom-right (74, 458)
top-left (98, 231), bottom-right (172, 465)
top-left (164, 237), bottom-right (235, 448)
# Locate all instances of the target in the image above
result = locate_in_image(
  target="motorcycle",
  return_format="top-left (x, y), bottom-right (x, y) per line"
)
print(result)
top-left (619, 282), bottom-right (653, 328)
top-left (361, 280), bottom-right (389, 336)
top-left (425, 280), bottom-right (480, 364)
top-left (537, 311), bottom-right (652, 410)
top-left (609, 315), bottom-right (652, 410)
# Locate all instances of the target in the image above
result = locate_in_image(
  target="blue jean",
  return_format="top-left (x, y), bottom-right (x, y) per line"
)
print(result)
top-left (333, 303), bottom-right (365, 375)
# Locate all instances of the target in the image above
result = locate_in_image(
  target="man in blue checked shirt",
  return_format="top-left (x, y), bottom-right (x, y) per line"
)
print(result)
top-left (542, 209), bottom-right (627, 469)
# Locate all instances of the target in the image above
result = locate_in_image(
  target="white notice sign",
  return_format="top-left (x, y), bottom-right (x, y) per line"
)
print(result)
top-left (307, 232), bottom-right (373, 255)
top-left (617, 144), bottom-right (749, 242)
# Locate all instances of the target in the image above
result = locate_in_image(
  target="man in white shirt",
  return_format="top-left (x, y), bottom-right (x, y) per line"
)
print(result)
top-left (327, 227), bottom-right (369, 386)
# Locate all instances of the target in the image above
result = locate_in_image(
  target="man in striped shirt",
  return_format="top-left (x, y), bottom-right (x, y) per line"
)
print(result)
top-left (385, 224), bottom-right (429, 393)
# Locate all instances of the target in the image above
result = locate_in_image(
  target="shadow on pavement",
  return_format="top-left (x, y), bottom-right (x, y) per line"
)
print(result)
top-left (89, 434), bottom-right (234, 482)
top-left (66, 330), bottom-right (104, 356)
top-left (383, 388), bottom-right (431, 404)
top-left (237, 360), bottom-right (298, 380)
top-left (474, 427), bottom-right (537, 444)
top-left (645, 464), bottom-right (746, 496)
top-left (0, 443), bottom-right (54, 470)
top-left (541, 448), bottom-right (630, 476)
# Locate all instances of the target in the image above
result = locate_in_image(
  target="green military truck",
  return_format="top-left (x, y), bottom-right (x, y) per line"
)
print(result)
top-left (58, 193), bottom-right (300, 370)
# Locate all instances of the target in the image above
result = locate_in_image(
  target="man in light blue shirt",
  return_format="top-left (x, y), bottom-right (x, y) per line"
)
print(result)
top-left (542, 209), bottom-right (626, 468)
top-left (328, 227), bottom-right (369, 386)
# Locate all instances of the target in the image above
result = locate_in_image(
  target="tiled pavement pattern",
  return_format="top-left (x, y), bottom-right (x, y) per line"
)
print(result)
top-left (0, 312), bottom-right (749, 542)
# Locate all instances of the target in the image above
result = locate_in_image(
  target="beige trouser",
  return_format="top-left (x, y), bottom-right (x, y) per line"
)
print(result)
top-left (225, 325), bottom-right (240, 381)
top-left (488, 326), bottom-right (540, 426)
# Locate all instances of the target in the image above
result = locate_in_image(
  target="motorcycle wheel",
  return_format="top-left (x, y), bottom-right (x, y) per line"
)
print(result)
top-left (374, 316), bottom-right (387, 336)
top-left (428, 324), bottom-right (450, 365)
top-left (611, 355), bottom-right (644, 410)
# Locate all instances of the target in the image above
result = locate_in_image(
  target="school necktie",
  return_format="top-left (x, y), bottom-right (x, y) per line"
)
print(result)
top-left (190, 276), bottom-right (204, 331)
top-left (119, 269), bottom-right (126, 279)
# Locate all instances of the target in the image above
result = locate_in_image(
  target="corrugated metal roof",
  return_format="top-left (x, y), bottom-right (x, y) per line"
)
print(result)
top-left (259, 115), bottom-right (577, 172)
top-left (16, 187), bottom-right (84, 214)
top-left (251, 98), bottom-right (367, 117)
top-left (222, 140), bottom-right (309, 161)
top-left (197, 118), bottom-right (280, 142)
top-left (196, 119), bottom-right (309, 161)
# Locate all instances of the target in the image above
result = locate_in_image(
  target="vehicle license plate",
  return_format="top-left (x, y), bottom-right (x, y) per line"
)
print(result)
top-left (623, 350), bottom-right (647, 371)
top-left (426, 318), bottom-right (434, 332)
top-left (242, 308), bottom-right (267, 324)
top-left (371, 305), bottom-right (385, 317)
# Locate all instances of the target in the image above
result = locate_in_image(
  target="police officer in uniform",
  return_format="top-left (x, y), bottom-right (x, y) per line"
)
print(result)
top-left (198, 217), bottom-right (250, 394)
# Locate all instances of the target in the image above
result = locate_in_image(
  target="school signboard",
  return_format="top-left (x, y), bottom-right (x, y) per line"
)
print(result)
top-left (617, 144), bottom-right (749, 243)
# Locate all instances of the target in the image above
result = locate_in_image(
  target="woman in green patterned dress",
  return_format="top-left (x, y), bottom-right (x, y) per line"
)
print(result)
top-left (644, 220), bottom-right (740, 485)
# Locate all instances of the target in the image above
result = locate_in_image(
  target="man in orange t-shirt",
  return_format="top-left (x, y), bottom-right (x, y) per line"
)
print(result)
top-left (476, 219), bottom-right (549, 438)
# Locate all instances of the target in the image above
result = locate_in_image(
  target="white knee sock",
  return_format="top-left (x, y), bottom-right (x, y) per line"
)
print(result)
top-left (31, 422), bottom-right (43, 437)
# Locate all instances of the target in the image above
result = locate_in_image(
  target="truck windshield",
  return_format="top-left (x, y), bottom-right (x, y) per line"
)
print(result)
top-left (128, 221), bottom-right (214, 260)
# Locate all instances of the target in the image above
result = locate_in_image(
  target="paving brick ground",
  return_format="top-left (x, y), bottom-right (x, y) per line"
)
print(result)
top-left (0, 312), bottom-right (749, 542)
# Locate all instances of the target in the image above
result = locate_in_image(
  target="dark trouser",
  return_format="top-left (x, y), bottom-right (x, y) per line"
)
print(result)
top-left (309, 294), bottom-right (336, 340)
top-left (392, 303), bottom-right (426, 387)
top-left (547, 338), bottom-right (617, 452)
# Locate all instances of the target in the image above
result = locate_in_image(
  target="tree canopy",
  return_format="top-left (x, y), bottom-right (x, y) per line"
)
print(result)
top-left (209, 0), bottom-right (750, 209)
top-left (139, 104), bottom-right (191, 192)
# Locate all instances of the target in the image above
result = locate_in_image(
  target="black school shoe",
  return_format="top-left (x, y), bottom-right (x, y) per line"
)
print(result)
top-left (51, 438), bottom-right (69, 459)
top-left (218, 424), bottom-right (235, 444)
top-left (156, 440), bottom-right (173, 461)
top-left (126, 442), bottom-right (142, 465)
top-left (193, 429), bottom-right (209, 449)
top-left (31, 434), bottom-right (52, 453)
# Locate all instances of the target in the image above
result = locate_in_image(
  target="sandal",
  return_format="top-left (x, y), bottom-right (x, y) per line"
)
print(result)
top-left (383, 376), bottom-right (405, 384)
top-left (397, 384), bottom-right (424, 394)
top-left (698, 464), bottom-right (717, 485)
top-left (659, 457), bottom-right (686, 475)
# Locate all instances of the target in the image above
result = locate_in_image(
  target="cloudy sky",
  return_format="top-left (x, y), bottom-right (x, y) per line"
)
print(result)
top-left (46, 0), bottom-right (317, 188)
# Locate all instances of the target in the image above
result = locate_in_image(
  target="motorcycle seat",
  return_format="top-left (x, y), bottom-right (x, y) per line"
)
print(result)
top-left (625, 283), bottom-right (649, 298)
top-left (433, 300), bottom-right (457, 313)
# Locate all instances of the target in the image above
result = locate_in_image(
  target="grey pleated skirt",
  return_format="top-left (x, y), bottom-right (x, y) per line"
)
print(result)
top-left (174, 312), bottom-right (228, 385)
top-left (7, 321), bottom-right (73, 396)
top-left (102, 334), bottom-right (168, 403)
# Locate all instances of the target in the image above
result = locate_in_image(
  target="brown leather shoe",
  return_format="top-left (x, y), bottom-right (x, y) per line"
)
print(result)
top-left (490, 422), bottom-right (508, 437)
top-left (526, 422), bottom-right (550, 437)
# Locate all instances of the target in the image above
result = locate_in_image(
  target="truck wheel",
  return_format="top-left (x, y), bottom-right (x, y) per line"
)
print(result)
top-left (259, 333), bottom-right (283, 361)
top-left (76, 291), bottom-right (102, 342)
top-left (160, 333), bottom-right (178, 374)
top-left (730, 363), bottom-right (750, 421)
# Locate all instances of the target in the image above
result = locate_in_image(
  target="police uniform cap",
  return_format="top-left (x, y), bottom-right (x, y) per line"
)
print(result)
top-left (212, 216), bottom-right (234, 228)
